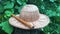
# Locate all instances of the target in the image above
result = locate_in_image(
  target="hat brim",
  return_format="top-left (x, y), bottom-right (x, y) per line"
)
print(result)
top-left (9, 14), bottom-right (50, 29)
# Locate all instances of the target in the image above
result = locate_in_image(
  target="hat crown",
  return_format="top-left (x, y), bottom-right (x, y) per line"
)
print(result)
top-left (19, 4), bottom-right (40, 22)
top-left (21, 4), bottom-right (39, 12)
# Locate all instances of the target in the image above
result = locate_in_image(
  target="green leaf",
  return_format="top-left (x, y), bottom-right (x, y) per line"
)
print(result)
top-left (5, 10), bottom-right (12, 17)
top-left (15, 5), bottom-right (23, 13)
top-left (0, 21), bottom-right (13, 34)
top-left (17, 0), bottom-right (22, 5)
top-left (50, 0), bottom-right (56, 2)
top-left (56, 6), bottom-right (60, 12)
top-left (17, 0), bottom-right (26, 5)
top-left (41, 5), bottom-right (45, 9)
top-left (47, 32), bottom-right (50, 34)
top-left (11, 9), bottom-right (14, 14)
top-left (4, 1), bottom-right (14, 9)
top-left (57, 13), bottom-right (60, 16)
top-left (45, 10), bottom-right (57, 17)
top-left (4, 15), bottom-right (8, 19)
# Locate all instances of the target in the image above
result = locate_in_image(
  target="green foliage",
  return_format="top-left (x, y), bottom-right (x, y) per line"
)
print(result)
top-left (0, 21), bottom-right (13, 34)
top-left (50, 0), bottom-right (56, 2)
top-left (0, 0), bottom-right (27, 34)
top-left (4, 1), bottom-right (14, 9)
top-left (5, 10), bottom-right (12, 17)
top-left (0, 0), bottom-right (60, 34)
top-left (28, 0), bottom-right (60, 34)
top-left (4, 9), bottom-right (14, 17)
top-left (17, 0), bottom-right (26, 5)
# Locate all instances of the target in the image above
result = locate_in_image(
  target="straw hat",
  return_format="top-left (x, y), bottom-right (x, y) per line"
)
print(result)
top-left (9, 4), bottom-right (50, 29)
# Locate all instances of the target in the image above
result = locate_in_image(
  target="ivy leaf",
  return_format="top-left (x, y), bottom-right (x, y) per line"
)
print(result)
top-left (10, 9), bottom-right (14, 14)
top-left (50, 0), bottom-right (56, 2)
top-left (57, 13), bottom-right (60, 16)
top-left (45, 10), bottom-right (57, 17)
top-left (47, 32), bottom-right (50, 34)
top-left (15, 5), bottom-right (23, 13)
top-left (56, 6), bottom-right (60, 12)
top-left (0, 21), bottom-right (13, 34)
top-left (4, 1), bottom-right (14, 9)
top-left (17, 0), bottom-right (22, 5)
top-left (41, 5), bottom-right (45, 9)
top-left (17, 0), bottom-right (26, 5)
top-left (5, 10), bottom-right (12, 17)
top-left (4, 15), bottom-right (8, 19)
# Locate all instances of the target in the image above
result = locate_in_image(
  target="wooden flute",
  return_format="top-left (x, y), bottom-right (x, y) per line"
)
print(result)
top-left (11, 14), bottom-right (34, 29)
